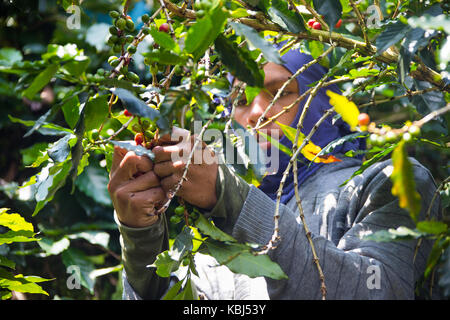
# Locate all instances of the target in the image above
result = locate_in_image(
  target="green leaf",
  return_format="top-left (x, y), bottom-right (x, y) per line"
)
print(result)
top-left (173, 277), bottom-right (198, 300)
top-left (341, 143), bottom-right (396, 186)
top-left (61, 248), bottom-right (96, 294)
top-left (205, 239), bottom-right (288, 280)
top-left (48, 134), bottom-right (76, 163)
top-left (309, 132), bottom-right (368, 165)
top-left (75, 165), bottom-right (112, 207)
top-left (375, 21), bottom-right (411, 56)
top-left (195, 214), bottom-right (236, 243)
top-left (8, 115), bottom-right (73, 136)
top-left (416, 221), bottom-right (448, 235)
top-left (142, 50), bottom-right (186, 65)
top-left (0, 208), bottom-right (34, 232)
top-left (363, 226), bottom-right (426, 242)
top-left (244, 85), bottom-right (261, 105)
top-left (0, 269), bottom-right (50, 296)
top-left (148, 251), bottom-right (180, 278)
top-left (184, 3), bottom-right (228, 61)
top-left (37, 237), bottom-right (70, 256)
top-left (110, 88), bottom-right (160, 121)
top-left (268, 0), bottom-right (306, 33)
top-left (149, 29), bottom-right (180, 53)
top-left (61, 56), bottom-right (90, 78)
top-left (33, 160), bottom-right (72, 216)
top-left (170, 226), bottom-right (194, 261)
top-left (22, 64), bottom-right (58, 100)
top-left (257, 130), bottom-right (292, 156)
top-left (230, 22), bottom-right (283, 64)
top-left (162, 279), bottom-right (183, 300)
top-left (83, 95), bottom-right (109, 131)
top-left (313, 0), bottom-right (342, 32)
top-left (424, 236), bottom-right (450, 279)
top-left (411, 80), bottom-right (446, 115)
top-left (67, 231), bottom-right (110, 248)
top-left (109, 140), bottom-right (155, 161)
top-left (390, 141), bottom-right (422, 222)
top-left (214, 34), bottom-right (264, 88)
top-left (0, 256), bottom-right (15, 269)
top-left (0, 230), bottom-right (39, 245)
top-left (407, 14), bottom-right (450, 34)
top-left (89, 264), bottom-right (123, 280)
top-left (0, 48), bottom-right (23, 66)
top-left (62, 95), bottom-right (81, 129)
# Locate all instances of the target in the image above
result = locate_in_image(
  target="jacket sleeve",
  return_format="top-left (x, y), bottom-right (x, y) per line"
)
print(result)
top-left (230, 162), bottom-right (442, 299)
top-left (116, 212), bottom-right (170, 299)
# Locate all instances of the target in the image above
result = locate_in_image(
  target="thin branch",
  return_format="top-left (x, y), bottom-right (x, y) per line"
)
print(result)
top-left (358, 86), bottom-right (440, 109)
top-left (253, 44), bottom-right (336, 132)
top-left (155, 112), bottom-right (218, 215)
top-left (258, 75), bottom-right (330, 255)
top-left (349, 0), bottom-right (370, 47)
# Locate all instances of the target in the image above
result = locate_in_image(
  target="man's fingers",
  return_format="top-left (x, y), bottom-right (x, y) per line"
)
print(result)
top-left (118, 171), bottom-right (161, 193)
top-left (110, 151), bottom-right (154, 186)
top-left (154, 160), bottom-right (185, 178)
top-left (110, 145), bottom-right (129, 176)
top-left (134, 187), bottom-right (166, 207)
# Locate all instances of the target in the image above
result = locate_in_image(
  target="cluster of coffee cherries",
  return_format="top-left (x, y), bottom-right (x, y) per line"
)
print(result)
top-left (307, 17), bottom-right (342, 30)
top-left (170, 205), bottom-right (199, 226)
top-left (358, 113), bottom-right (422, 146)
top-left (123, 111), bottom-right (160, 149)
top-left (194, 0), bottom-right (213, 18)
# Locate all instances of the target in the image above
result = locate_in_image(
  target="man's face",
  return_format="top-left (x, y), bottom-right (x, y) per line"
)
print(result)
top-left (233, 62), bottom-right (300, 149)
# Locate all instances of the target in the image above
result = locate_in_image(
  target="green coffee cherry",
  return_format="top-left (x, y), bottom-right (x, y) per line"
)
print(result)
top-left (376, 135), bottom-right (386, 146)
top-left (369, 133), bottom-right (379, 146)
top-left (141, 120), bottom-right (150, 130)
top-left (127, 44), bottom-right (137, 54)
top-left (108, 35), bottom-right (119, 44)
top-left (113, 44), bottom-right (122, 53)
top-left (174, 206), bottom-right (185, 216)
top-left (109, 26), bottom-right (119, 35)
top-left (125, 35), bottom-right (134, 43)
top-left (115, 18), bottom-right (126, 30)
top-left (141, 14), bottom-right (150, 23)
top-left (408, 125), bottom-right (421, 137)
top-left (402, 132), bottom-right (413, 143)
top-left (90, 129), bottom-right (100, 141)
top-left (170, 215), bottom-right (182, 225)
top-left (132, 124), bottom-right (141, 132)
top-left (385, 131), bottom-right (398, 143)
top-left (109, 10), bottom-right (120, 19)
top-left (125, 19), bottom-right (135, 31)
top-left (144, 130), bottom-right (154, 140)
top-left (127, 71), bottom-right (140, 83)
top-left (189, 211), bottom-right (198, 220)
top-left (108, 55), bottom-right (119, 64)
top-left (97, 68), bottom-right (105, 76)
top-left (215, 105), bottom-right (225, 113)
top-left (110, 58), bottom-right (120, 68)
top-left (142, 27), bottom-right (151, 35)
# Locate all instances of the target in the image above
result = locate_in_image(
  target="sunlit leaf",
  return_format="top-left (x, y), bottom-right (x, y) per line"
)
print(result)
top-left (326, 90), bottom-right (359, 130)
top-left (390, 141), bottom-right (422, 222)
top-left (0, 208), bottom-right (34, 232)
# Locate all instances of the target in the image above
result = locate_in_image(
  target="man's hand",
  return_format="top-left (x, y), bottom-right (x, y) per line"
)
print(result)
top-left (153, 127), bottom-right (219, 210)
top-left (108, 143), bottom-right (167, 228)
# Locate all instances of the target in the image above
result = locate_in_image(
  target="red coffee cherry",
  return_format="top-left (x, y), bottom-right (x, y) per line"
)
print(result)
top-left (312, 21), bottom-right (322, 30)
top-left (335, 19), bottom-right (342, 28)
top-left (124, 109), bottom-right (133, 117)
top-left (134, 132), bottom-right (144, 145)
top-left (307, 19), bottom-right (316, 27)
top-left (358, 113), bottom-right (370, 126)
top-left (159, 23), bottom-right (170, 33)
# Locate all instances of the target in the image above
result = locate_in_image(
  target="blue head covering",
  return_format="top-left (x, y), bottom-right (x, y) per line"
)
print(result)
top-left (227, 48), bottom-right (365, 204)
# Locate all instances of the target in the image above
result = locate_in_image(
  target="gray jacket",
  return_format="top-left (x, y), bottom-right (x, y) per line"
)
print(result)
top-left (116, 155), bottom-right (442, 300)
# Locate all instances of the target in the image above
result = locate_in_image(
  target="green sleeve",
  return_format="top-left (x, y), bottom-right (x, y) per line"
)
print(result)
top-left (202, 162), bottom-right (251, 235)
top-left (115, 212), bottom-right (170, 299)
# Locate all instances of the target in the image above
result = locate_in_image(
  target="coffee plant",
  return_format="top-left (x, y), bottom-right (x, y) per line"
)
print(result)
top-left (0, 0), bottom-right (449, 299)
